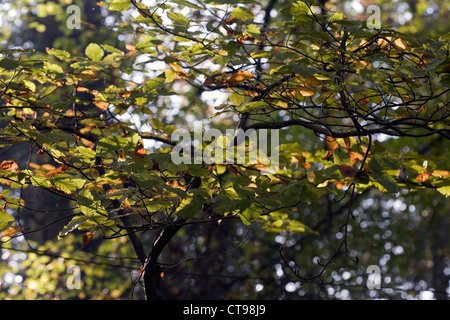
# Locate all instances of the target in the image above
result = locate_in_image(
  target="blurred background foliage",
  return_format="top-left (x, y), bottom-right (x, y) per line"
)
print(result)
top-left (0, 0), bottom-right (448, 300)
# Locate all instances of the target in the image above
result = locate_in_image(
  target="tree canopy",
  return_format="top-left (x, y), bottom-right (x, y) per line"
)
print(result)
top-left (0, 0), bottom-right (449, 300)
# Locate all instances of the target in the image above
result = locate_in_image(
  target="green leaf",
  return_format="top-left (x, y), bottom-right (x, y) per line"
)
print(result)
top-left (30, 175), bottom-right (52, 188)
top-left (255, 175), bottom-right (271, 192)
top-left (437, 185), bottom-right (450, 197)
top-left (246, 24), bottom-right (260, 35)
top-left (109, 0), bottom-right (131, 11)
top-left (230, 7), bottom-right (254, 20)
top-left (0, 209), bottom-right (15, 223)
top-left (372, 172), bottom-right (399, 194)
top-left (177, 197), bottom-right (202, 218)
top-left (85, 43), bottom-right (104, 62)
top-left (287, 63), bottom-right (317, 77)
top-left (59, 215), bottom-right (87, 238)
top-left (369, 155), bottom-right (399, 171)
top-left (299, 181), bottom-right (321, 205)
top-left (292, 1), bottom-right (312, 15)
top-left (77, 189), bottom-right (106, 217)
top-left (0, 58), bottom-right (20, 70)
top-left (330, 12), bottom-right (344, 22)
top-left (167, 11), bottom-right (189, 26)
top-left (50, 174), bottom-right (85, 194)
top-left (98, 135), bottom-right (129, 152)
top-left (186, 164), bottom-right (211, 177)
top-left (239, 202), bottom-right (261, 225)
top-left (241, 100), bottom-right (267, 112)
top-left (164, 69), bottom-right (177, 83)
top-left (46, 48), bottom-right (71, 60)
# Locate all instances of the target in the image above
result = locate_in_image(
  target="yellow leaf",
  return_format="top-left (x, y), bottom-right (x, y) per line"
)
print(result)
top-left (294, 85), bottom-right (315, 97)
top-left (432, 170), bottom-right (450, 177)
top-left (216, 49), bottom-right (228, 56)
top-left (393, 38), bottom-right (407, 50)
top-left (125, 44), bottom-right (136, 51)
top-left (307, 171), bottom-right (316, 183)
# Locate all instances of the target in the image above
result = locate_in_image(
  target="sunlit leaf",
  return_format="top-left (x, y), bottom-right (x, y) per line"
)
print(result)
top-left (230, 7), bottom-right (254, 21)
top-left (85, 43), bottom-right (104, 62)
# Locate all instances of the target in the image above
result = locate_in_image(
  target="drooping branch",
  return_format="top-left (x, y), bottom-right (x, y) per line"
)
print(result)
top-left (141, 176), bottom-right (201, 300)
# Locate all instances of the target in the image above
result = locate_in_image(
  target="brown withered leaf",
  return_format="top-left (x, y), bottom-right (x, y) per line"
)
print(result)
top-left (339, 164), bottom-right (361, 177)
top-left (226, 71), bottom-right (254, 85)
top-left (303, 76), bottom-right (321, 87)
top-left (203, 77), bottom-right (225, 86)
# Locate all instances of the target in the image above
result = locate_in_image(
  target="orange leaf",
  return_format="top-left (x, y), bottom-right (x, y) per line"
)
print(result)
top-left (224, 16), bottom-right (237, 25)
top-left (121, 198), bottom-right (131, 209)
top-left (294, 85), bottom-right (315, 97)
top-left (326, 136), bottom-right (339, 150)
top-left (1, 226), bottom-right (23, 238)
top-left (76, 87), bottom-right (91, 92)
top-left (134, 139), bottom-right (146, 158)
top-left (125, 44), bottom-right (136, 51)
top-left (339, 164), bottom-right (361, 177)
top-left (344, 137), bottom-right (351, 150)
top-left (0, 160), bottom-right (19, 172)
top-left (82, 231), bottom-right (95, 248)
top-left (349, 151), bottom-right (363, 167)
top-left (226, 71), bottom-right (254, 85)
top-left (94, 101), bottom-right (109, 110)
top-left (416, 173), bottom-right (430, 182)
